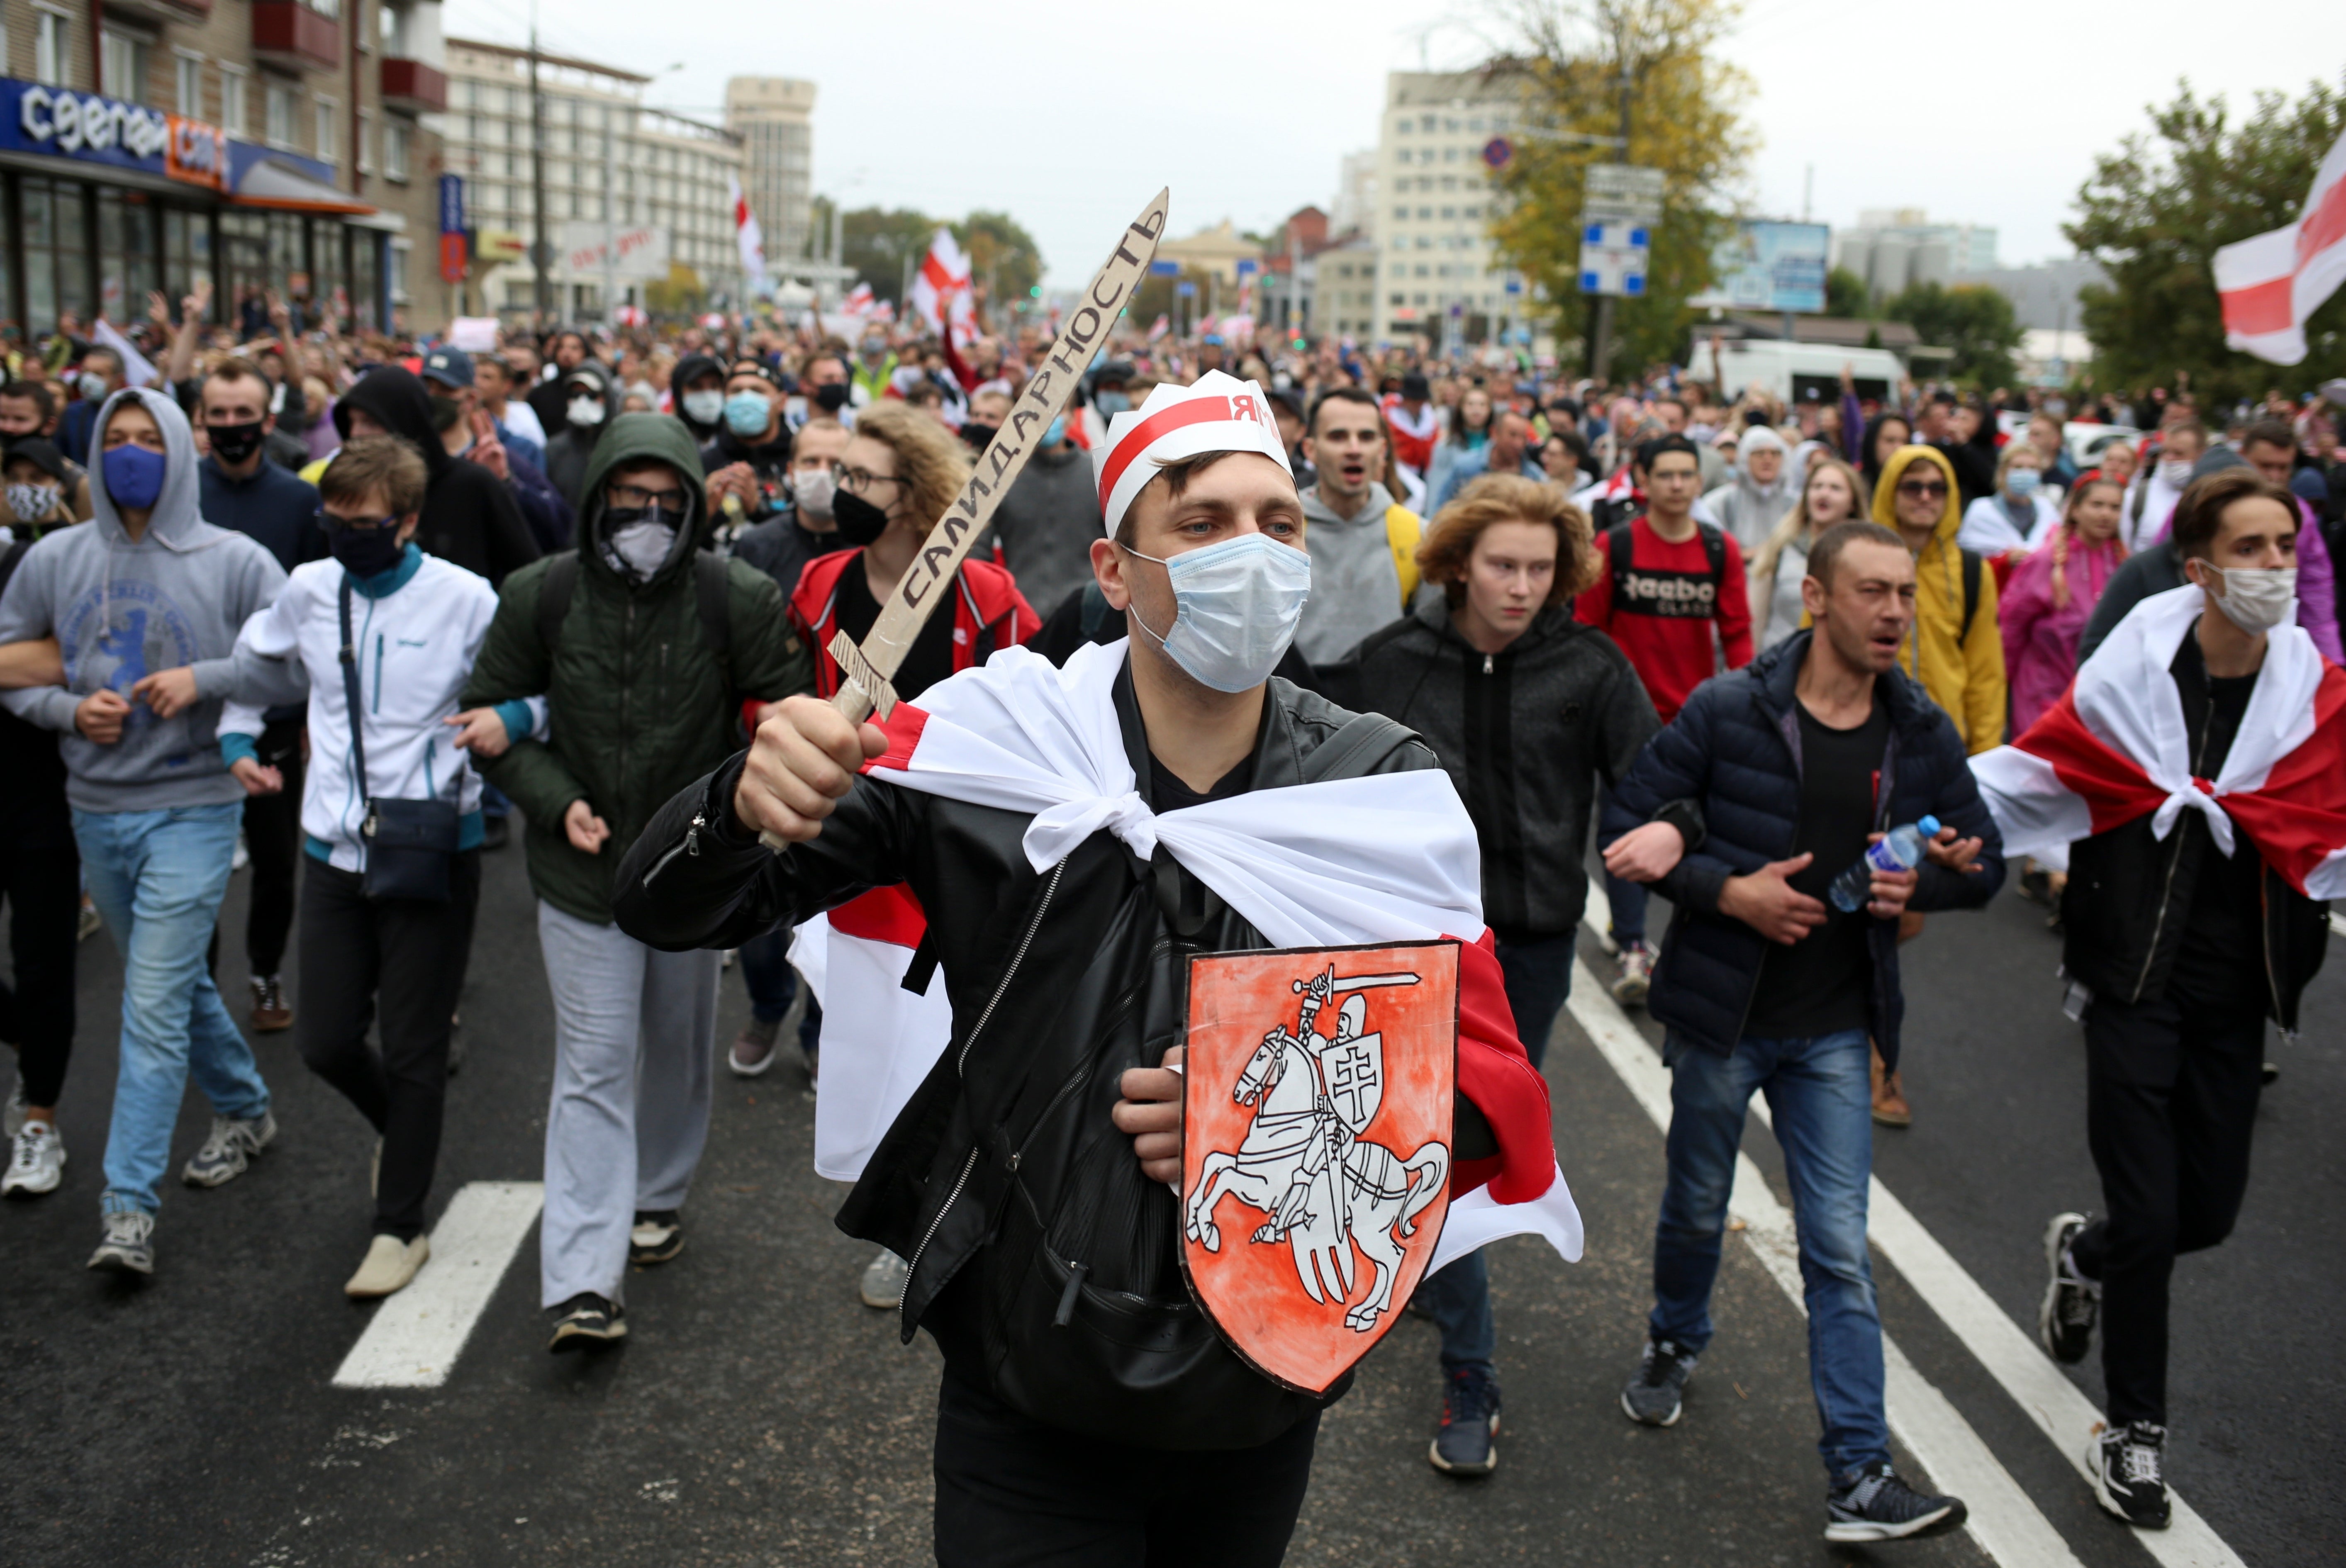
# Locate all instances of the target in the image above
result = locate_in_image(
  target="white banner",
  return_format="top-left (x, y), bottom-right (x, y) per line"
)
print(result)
top-left (555, 222), bottom-right (670, 281)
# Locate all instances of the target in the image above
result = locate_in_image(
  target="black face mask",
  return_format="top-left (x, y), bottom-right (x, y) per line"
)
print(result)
top-left (326, 519), bottom-right (407, 579)
top-left (428, 393), bottom-right (466, 434)
top-left (208, 419), bottom-right (267, 465)
top-left (960, 421), bottom-right (997, 453)
top-left (812, 382), bottom-right (851, 413)
top-left (830, 487), bottom-right (893, 548)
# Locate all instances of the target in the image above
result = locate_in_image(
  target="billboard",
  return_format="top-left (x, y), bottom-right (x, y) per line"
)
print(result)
top-left (1691, 221), bottom-right (1831, 314)
top-left (558, 222), bottom-right (671, 281)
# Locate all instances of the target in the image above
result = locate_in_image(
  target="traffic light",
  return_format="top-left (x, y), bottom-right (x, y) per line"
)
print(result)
top-left (1029, 285), bottom-right (1043, 298)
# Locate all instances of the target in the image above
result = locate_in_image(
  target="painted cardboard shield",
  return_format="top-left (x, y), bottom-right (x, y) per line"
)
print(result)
top-left (1179, 939), bottom-right (1458, 1396)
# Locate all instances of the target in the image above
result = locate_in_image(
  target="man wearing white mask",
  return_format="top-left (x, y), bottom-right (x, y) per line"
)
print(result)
top-left (2119, 420), bottom-right (2205, 552)
top-left (1698, 424), bottom-right (1798, 552)
top-left (1974, 467), bottom-right (2338, 1531)
top-left (541, 364), bottom-right (614, 510)
top-left (610, 370), bottom-right (1571, 1564)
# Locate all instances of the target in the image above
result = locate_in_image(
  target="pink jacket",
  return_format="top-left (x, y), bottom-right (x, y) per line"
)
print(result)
top-left (2000, 533), bottom-right (2127, 733)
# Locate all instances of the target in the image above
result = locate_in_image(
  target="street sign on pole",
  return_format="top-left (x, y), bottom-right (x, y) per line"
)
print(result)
top-left (437, 174), bottom-right (469, 284)
top-left (1582, 163), bottom-right (1665, 220)
top-left (1578, 221), bottom-right (1649, 298)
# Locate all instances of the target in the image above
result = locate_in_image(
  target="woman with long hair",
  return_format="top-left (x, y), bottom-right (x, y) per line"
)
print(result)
top-left (1746, 457), bottom-right (1866, 650)
top-left (1859, 411), bottom-right (1912, 507)
top-left (1427, 385), bottom-right (1495, 503)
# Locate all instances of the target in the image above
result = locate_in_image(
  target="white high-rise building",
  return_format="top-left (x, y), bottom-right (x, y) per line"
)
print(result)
top-left (725, 78), bottom-right (817, 268)
top-left (1330, 149), bottom-right (1379, 236)
top-left (1372, 71), bottom-right (1527, 346)
top-left (443, 37), bottom-right (745, 318)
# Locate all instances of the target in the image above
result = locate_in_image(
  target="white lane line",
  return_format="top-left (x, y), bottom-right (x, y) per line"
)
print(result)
top-left (1580, 890), bottom-right (2247, 1567)
top-left (2330, 911), bottom-right (2345, 941)
top-left (1567, 959), bottom-right (2083, 1568)
top-left (332, 1181), bottom-right (543, 1389)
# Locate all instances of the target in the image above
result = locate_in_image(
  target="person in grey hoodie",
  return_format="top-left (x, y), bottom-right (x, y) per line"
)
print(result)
top-left (1295, 387), bottom-right (1421, 665)
top-left (0, 387), bottom-right (287, 1277)
top-left (1697, 423), bottom-right (1798, 552)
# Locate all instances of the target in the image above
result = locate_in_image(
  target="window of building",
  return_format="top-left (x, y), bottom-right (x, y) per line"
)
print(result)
top-left (1414, 265), bottom-right (1430, 278)
top-left (34, 12), bottom-right (70, 85)
top-left (1442, 146), bottom-right (1459, 163)
top-left (1444, 117), bottom-right (1459, 132)
top-left (266, 81), bottom-right (298, 147)
top-left (388, 238), bottom-right (411, 304)
top-left (316, 96), bottom-right (337, 162)
top-left (175, 53), bottom-right (202, 115)
top-left (380, 2), bottom-right (411, 55)
top-left (385, 119), bottom-right (411, 181)
top-left (102, 29), bottom-right (151, 102)
top-left (1389, 293), bottom-right (1405, 307)
top-left (1418, 114), bottom-right (1434, 132)
top-left (1469, 117), bottom-right (1485, 131)
top-left (357, 108), bottom-right (374, 172)
top-left (221, 66), bottom-right (248, 134)
top-left (1413, 291), bottom-right (1428, 305)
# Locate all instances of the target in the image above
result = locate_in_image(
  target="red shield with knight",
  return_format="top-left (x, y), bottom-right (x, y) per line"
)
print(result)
top-left (1180, 940), bottom-right (1459, 1395)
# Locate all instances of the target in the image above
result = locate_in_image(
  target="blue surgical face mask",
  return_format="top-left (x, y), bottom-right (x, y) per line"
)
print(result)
top-left (681, 388), bottom-right (726, 425)
top-left (1123, 533), bottom-right (1313, 693)
top-left (1042, 416), bottom-right (1068, 448)
top-left (1094, 390), bottom-right (1131, 418)
top-left (2006, 468), bottom-right (2042, 499)
top-left (724, 391), bottom-right (772, 437)
top-left (102, 443), bottom-right (168, 511)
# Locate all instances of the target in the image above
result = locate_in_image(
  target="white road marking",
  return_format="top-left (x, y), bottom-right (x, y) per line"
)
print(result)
top-left (331, 1181), bottom-right (543, 1389)
top-left (2329, 911), bottom-right (2345, 941)
top-left (1578, 890), bottom-right (2247, 1566)
top-left (1567, 959), bottom-right (2083, 1568)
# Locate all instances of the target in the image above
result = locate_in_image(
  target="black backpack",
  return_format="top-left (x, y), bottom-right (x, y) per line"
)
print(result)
top-left (535, 546), bottom-right (736, 693)
top-left (1605, 518), bottom-right (1729, 602)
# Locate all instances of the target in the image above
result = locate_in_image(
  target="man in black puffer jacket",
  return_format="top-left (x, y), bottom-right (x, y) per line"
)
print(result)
top-left (1601, 520), bottom-right (2003, 1544)
top-left (336, 367), bottom-right (539, 589)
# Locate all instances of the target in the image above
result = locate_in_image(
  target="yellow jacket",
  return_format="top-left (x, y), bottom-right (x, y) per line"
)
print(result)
top-left (1871, 445), bottom-right (2007, 754)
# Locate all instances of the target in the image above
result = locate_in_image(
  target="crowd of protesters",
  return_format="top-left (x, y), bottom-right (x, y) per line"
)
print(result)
top-left (0, 284), bottom-right (2339, 1553)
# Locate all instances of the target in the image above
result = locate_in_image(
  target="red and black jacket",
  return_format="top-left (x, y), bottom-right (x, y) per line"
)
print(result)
top-left (788, 549), bottom-right (1040, 701)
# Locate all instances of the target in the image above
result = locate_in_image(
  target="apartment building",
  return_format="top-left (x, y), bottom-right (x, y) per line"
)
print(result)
top-left (1373, 70), bottom-right (1528, 346)
top-left (724, 75), bottom-right (812, 270)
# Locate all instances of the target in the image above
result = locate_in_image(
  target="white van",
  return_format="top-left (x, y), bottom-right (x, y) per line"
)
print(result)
top-left (1688, 337), bottom-right (1908, 410)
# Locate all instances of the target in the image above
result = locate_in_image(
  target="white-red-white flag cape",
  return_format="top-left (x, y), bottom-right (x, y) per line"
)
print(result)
top-left (805, 639), bottom-right (1580, 1272)
top-left (2213, 123), bottom-right (2346, 366)
top-left (1971, 584), bottom-right (2346, 893)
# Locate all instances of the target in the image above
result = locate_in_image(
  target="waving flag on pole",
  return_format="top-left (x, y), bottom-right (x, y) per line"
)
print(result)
top-left (2214, 124), bottom-right (2346, 365)
top-left (1147, 313), bottom-right (1170, 342)
top-left (840, 282), bottom-right (875, 318)
top-left (731, 178), bottom-right (767, 293)
top-left (910, 228), bottom-right (974, 335)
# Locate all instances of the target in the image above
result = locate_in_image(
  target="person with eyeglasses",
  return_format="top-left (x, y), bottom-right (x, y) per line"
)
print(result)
top-left (152, 437), bottom-right (505, 1299)
top-left (457, 410), bottom-right (814, 1351)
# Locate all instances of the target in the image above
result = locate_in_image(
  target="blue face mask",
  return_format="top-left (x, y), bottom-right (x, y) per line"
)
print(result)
top-left (1094, 390), bottom-right (1131, 418)
top-left (2007, 468), bottom-right (2042, 499)
top-left (1124, 533), bottom-right (1313, 693)
top-left (102, 443), bottom-right (168, 511)
top-left (724, 391), bottom-right (773, 437)
top-left (1042, 416), bottom-right (1068, 448)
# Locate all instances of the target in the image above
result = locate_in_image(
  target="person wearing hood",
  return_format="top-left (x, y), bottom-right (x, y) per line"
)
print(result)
top-left (458, 410), bottom-right (812, 1351)
top-left (421, 348), bottom-right (572, 558)
top-left (1871, 444), bottom-right (2006, 757)
top-left (337, 366), bottom-right (540, 589)
top-left (526, 329), bottom-right (598, 441)
top-left (1295, 388), bottom-right (1423, 665)
top-left (0, 388), bottom-right (287, 1274)
top-left (698, 361), bottom-right (794, 537)
top-left (1332, 473), bottom-right (1675, 1477)
top-left (670, 351), bottom-right (728, 446)
top-left (541, 364), bottom-right (614, 510)
top-left (1699, 425), bottom-right (1798, 553)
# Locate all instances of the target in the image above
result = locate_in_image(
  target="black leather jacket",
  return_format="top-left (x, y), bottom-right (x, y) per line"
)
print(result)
top-left (613, 665), bottom-right (1450, 1448)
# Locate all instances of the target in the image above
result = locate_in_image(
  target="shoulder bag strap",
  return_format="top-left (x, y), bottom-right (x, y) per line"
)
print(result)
top-left (338, 576), bottom-right (368, 811)
top-left (535, 551), bottom-right (580, 654)
top-left (1300, 710), bottom-right (1418, 784)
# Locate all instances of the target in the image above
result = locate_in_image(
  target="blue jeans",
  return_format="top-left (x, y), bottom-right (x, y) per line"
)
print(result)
top-left (1425, 935), bottom-right (1576, 1375)
top-left (1649, 1027), bottom-right (1887, 1481)
top-left (737, 925), bottom-right (824, 1052)
top-left (1598, 784), bottom-right (1647, 947)
top-left (74, 803), bottom-right (270, 1215)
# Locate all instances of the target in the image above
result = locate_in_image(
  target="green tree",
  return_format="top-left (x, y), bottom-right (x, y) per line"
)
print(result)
top-left (841, 207), bottom-right (937, 305)
top-left (1825, 265), bottom-right (1872, 320)
top-left (1884, 281), bottom-right (2023, 390)
top-left (954, 210), bottom-right (1044, 315)
top-left (643, 263), bottom-right (707, 321)
top-left (1483, 0), bottom-right (1756, 378)
top-left (2066, 75), bottom-right (2346, 404)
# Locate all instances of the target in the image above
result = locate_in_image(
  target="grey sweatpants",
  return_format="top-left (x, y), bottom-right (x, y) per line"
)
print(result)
top-left (536, 900), bottom-right (722, 1307)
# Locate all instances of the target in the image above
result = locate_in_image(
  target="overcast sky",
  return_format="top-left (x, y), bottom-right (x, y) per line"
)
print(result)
top-left (446, 0), bottom-right (2338, 285)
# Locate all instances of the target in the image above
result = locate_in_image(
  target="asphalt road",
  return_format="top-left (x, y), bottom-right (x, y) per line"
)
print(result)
top-left (0, 828), bottom-right (2335, 1566)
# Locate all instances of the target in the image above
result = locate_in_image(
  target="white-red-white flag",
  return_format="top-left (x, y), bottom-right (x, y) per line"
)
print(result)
top-left (2213, 124), bottom-right (2346, 366)
top-left (1147, 313), bottom-right (1170, 342)
top-left (731, 178), bottom-right (766, 291)
top-left (787, 886), bottom-right (953, 1182)
top-left (1971, 584), bottom-right (2346, 894)
top-left (840, 282), bottom-right (875, 318)
top-left (909, 228), bottom-right (974, 336)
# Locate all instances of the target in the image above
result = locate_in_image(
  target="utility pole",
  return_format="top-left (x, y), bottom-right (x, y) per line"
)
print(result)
top-left (1588, 36), bottom-right (1633, 381)
top-left (529, 5), bottom-right (551, 326)
top-left (600, 97), bottom-right (617, 323)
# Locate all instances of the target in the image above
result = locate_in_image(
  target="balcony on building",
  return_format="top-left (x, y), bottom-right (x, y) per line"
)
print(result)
top-left (380, 57), bottom-right (447, 113)
top-left (252, 0), bottom-right (342, 74)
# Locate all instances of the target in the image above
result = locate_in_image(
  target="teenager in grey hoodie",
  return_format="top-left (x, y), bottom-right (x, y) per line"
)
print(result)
top-left (1295, 387), bottom-right (1419, 665)
top-left (0, 387), bottom-right (287, 1276)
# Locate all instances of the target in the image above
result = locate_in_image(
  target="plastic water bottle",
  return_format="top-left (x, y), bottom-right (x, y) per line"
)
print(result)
top-left (1827, 816), bottom-right (1940, 913)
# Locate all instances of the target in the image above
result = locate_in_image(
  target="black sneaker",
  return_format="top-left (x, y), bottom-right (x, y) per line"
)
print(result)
top-left (1825, 1462), bottom-right (1967, 1542)
top-left (547, 1292), bottom-right (627, 1352)
top-left (629, 1210), bottom-right (684, 1266)
top-left (2038, 1213), bottom-right (2098, 1364)
top-left (1620, 1336), bottom-right (1696, 1426)
top-left (1428, 1366), bottom-right (1500, 1476)
top-left (2089, 1422), bottom-right (2171, 1529)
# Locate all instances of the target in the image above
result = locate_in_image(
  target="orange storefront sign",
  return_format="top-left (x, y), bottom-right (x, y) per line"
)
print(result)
top-left (163, 116), bottom-right (227, 189)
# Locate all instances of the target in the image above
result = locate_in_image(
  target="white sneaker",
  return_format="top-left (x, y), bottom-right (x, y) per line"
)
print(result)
top-left (2, 1120), bottom-right (66, 1197)
top-left (859, 1247), bottom-right (909, 1309)
top-left (182, 1110), bottom-right (278, 1187)
top-left (88, 1209), bottom-right (155, 1274)
top-left (1611, 942), bottom-right (1655, 1007)
top-left (344, 1233), bottom-right (430, 1298)
top-left (231, 831), bottom-right (250, 872)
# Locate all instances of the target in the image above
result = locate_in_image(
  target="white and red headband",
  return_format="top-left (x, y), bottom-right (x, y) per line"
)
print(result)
top-left (1091, 370), bottom-right (1293, 537)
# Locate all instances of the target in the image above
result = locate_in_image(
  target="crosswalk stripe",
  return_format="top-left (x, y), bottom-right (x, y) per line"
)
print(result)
top-left (331, 1181), bottom-right (543, 1389)
top-left (1579, 891), bottom-right (2248, 1566)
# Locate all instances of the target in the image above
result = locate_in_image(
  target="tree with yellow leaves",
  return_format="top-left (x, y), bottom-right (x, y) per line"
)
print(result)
top-left (1481, 0), bottom-right (1755, 378)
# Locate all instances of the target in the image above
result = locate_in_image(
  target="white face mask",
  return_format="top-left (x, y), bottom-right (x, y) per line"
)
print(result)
top-left (608, 519), bottom-right (676, 580)
top-left (2196, 561), bottom-right (2298, 635)
top-left (1124, 533), bottom-right (1312, 694)
top-left (568, 397), bottom-right (606, 427)
top-left (681, 389), bottom-right (725, 424)
top-left (2157, 456), bottom-right (2193, 486)
top-left (788, 466), bottom-right (835, 519)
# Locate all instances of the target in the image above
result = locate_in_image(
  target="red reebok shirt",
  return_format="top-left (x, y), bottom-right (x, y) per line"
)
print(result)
top-left (1574, 515), bottom-right (1754, 721)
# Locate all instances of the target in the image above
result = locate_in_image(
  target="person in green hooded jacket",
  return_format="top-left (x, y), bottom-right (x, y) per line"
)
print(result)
top-left (460, 411), bottom-right (812, 1351)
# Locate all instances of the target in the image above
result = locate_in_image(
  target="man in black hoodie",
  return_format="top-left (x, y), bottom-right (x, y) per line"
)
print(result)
top-left (670, 352), bottom-right (727, 447)
top-left (699, 361), bottom-right (794, 535)
top-left (338, 368), bottom-right (540, 588)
